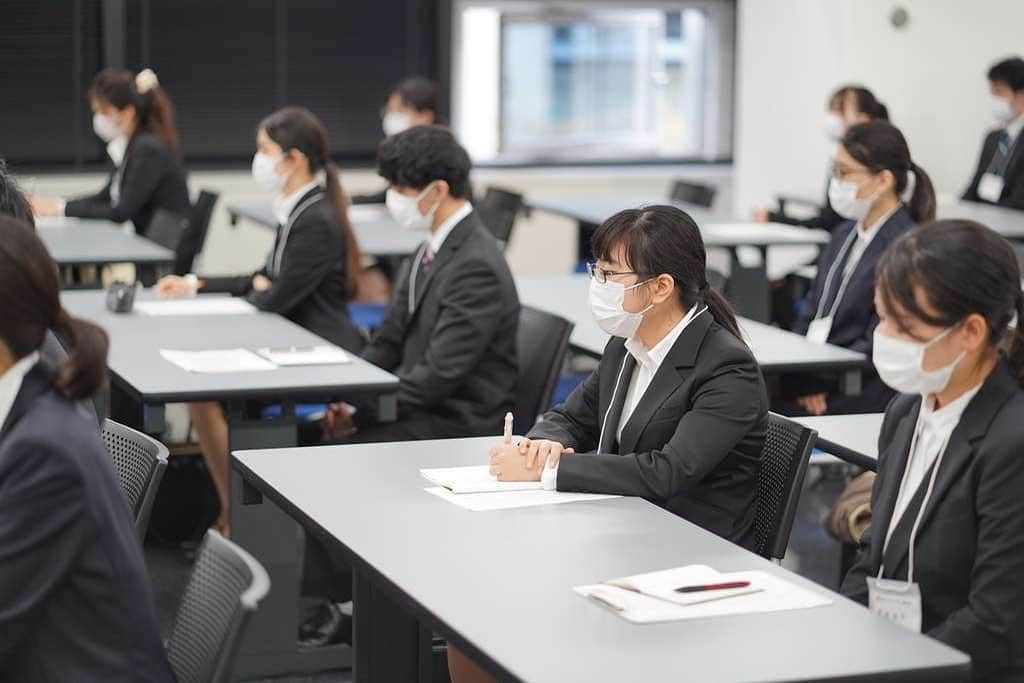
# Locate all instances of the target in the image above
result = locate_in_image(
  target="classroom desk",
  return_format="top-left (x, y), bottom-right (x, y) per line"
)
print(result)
top-left (795, 413), bottom-right (884, 471)
top-left (937, 200), bottom-right (1024, 240)
top-left (37, 216), bottom-right (174, 272)
top-left (227, 201), bottom-right (422, 257)
top-left (232, 436), bottom-right (969, 683)
top-left (516, 275), bottom-right (867, 395)
top-left (60, 290), bottom-right (399, 678)
top-left (527, 194), bottom-right (830, 322)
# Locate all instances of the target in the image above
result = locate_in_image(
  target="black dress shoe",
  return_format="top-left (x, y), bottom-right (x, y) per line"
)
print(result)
top-left (299, 600), bottom-right (352, 648)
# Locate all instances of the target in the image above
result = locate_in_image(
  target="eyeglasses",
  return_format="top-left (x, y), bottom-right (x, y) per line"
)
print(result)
top-left (586, 262), bottom-right (642, 284)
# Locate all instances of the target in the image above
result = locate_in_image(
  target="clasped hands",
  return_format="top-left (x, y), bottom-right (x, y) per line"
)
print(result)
top-left (488, 439), bottom-right (574, 481)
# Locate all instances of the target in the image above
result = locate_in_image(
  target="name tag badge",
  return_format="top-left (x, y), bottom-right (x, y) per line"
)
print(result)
top-left (978, 173), bottom-right (1005, 203)
top-left (806, 316), bottom-right (833, 345)
top-left (867, 576), bottom-right (922, 633)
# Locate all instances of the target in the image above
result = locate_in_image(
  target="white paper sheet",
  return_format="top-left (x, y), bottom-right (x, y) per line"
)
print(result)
top-left (159, 348), bottom-right (276, 373)
top-left (575, 569), bottom-right (831, 624)
top-left (421, 465), bottom-right (543, 494)
top-left (348, 204), bottom-right (390, 222)
top-left (424, 486), bottom-right (619, 511)
top-left (255, 345), bottom-right (351, 366)
top-left (607, 565), bottom-right (762, 607)
top-left (136, 298), bottom-right (256, 316)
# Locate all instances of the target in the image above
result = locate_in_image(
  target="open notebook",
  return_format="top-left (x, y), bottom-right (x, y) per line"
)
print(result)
top-left (576, 564), bottom-right (831, 624)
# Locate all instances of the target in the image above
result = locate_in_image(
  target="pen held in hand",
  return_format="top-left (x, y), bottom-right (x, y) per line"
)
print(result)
top-left (503, 411), bottom-right (513, 445)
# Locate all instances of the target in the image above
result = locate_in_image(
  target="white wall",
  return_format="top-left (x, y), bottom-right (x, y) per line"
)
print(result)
top-left (733, 0), bottom-right (1024, 215)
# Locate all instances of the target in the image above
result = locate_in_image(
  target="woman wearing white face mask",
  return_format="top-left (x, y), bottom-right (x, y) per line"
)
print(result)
top-left (156, 107), bottom-right (365, 532)
top-left (488, 205), bottom-right (769, 548)
top-left (29, 68), bottom-right (194, 272)
top-left (842, 220), bottom-right (1024, 681)
top-left (781, 121), bottom-right (936, 417)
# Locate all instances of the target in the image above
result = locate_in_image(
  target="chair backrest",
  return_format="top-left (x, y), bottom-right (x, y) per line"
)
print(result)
top-left (476, 186), bottom-right (525, 245)
top-left (165, 530), bottom-right (270, 683)
top-left (669, 180), bottom-right (717, 208)
top-left (514, 305), bottom-right (574, 428)
top-left (753, 413), bottom-right (816, 561)
top-left (101, 419), bottom-right (168, 540)
top-left (147, 208), bottom-right (190, 253)
top-left (178, 190), bottom-right (219, 274)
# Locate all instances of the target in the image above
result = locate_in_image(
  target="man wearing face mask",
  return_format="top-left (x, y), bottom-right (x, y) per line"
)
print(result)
top-left (963, 57), bottom-right (1024, 210)
top-left (320, 125), bottom-right (518, 443)
top-left (782, 121), bottom-right (937, 416)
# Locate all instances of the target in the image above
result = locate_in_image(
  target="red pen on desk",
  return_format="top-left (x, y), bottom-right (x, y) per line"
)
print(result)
top-left (674, 580), bottom-right (751, 594)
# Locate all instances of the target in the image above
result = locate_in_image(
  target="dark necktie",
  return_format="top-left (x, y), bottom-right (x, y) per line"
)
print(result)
top-left (419, 247), bottom-right (434, 275)
top-left (990, 130), bottom-right (1014, 176)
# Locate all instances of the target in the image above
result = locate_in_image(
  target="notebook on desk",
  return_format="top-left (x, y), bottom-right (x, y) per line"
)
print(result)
top-left (420, 465), bottom-right (542, 494)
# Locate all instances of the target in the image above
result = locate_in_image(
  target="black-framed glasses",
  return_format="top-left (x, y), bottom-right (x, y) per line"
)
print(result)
top-left (586, 261), bottom-right (641, 284)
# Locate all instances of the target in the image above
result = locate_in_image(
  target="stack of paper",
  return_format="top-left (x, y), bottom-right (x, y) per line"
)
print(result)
top-left (159, 349), bottom-right (276, 374)
top-left (136, 298), bottom-right (256, 316)
top-left (255, 345), bottom-right (351, 366)
top-left (576, 564), bottom-right (831, 623)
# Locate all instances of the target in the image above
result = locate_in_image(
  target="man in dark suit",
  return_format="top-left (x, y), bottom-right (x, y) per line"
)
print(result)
top-left (963, 57), bottom-right (1024, 210)
top-left (324, 126), bottom-right (519, 442)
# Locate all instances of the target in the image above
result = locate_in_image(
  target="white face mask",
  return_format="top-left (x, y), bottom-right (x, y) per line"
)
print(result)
top-left (828, 175), bottom-right (880, 221)
top-left (382, 111), bottom-right (413, 137)
top-left (823, 112), bottom-right (845, 142)
top-left (251, 152), bottom-right (287, 193)
top-left (873, 326), bottom-right (965, 396)
top-left (589, 277), bottom-right (653, 339)
top-left (92, 112), bottom-right (123, 143)
top-left (991, 95), bottom-right (1015, 123)
top-left (386, 183), bottom-right (439, 231)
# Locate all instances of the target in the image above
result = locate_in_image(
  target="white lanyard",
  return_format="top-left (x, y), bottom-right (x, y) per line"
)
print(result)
top-left (815, 227), bottom-right (859, 320)
top-left (407, 241), bottom-right (430, 315)
top-left (270, 193), bottom-right (321, 277)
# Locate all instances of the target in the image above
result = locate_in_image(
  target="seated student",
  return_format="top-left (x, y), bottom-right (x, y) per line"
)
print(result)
top-left (0, 217), bottom-right (173, 681)
top-left (842, 220), bottom-right (1024, 681)
top-left (158, 106), bottom-right (365, 532)
top-left (963, 57), bottom-right (1024, 210)
top-left (321, 125), bottom-right (518, 443)
top-left (782, 121), bottom-right (936, 416)
top-left (756, 84), bottom-right (889, 232)
top-left (30, 68), bottom-right (195, 273)
top-left (352, 76), bottom-right (442, 205)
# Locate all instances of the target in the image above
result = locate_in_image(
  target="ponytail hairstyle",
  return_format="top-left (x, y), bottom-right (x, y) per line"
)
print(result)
top-left (0, 216), bottom-right (109, 399)
top-left (89, 67), bottom-right (180, 150)
top-left (0, 159), bottom-right (34, 228)
top-left (877, 220), bottom-right (1024, 385)
top-left (841, 121), bottom-right (936, 223)
top-left (591, 205), bottom-right (743, 341)
top-left (829, 84), bottom-right (889, 122)
top-left (259, 107), bottom-right (364, 300)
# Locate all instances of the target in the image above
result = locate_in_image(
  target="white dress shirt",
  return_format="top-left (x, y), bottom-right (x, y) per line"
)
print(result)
top-left (271, 179), bottom-right (321, 227)
top-left (540, 305), bottom-right (708, 490)
top-left (428, 201), bottom-right (473, 256)
top-left (0, 352), bottom-right (40, 429)
top-left (884, 384), bottom-right (982, 547)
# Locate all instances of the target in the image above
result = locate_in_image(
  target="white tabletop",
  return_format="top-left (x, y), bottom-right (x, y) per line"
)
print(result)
top-left (37, 217), bottom-right (175, 267)
top-left (937, 200), bottom-right (1024, 239)
top-left (515, 275), bottom-right (866, 374)
top-left (795, 413), bottom-right (884, 470)
top-left (233, 436), bottom-right (968, 682)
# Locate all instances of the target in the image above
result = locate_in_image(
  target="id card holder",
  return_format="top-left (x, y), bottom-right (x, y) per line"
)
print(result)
top-left (867, 576), bottom-right (922, 632)
top-left (978, 172), bottom-right (1005, 203)
top-left (806, 316), bottom-right (833, 345)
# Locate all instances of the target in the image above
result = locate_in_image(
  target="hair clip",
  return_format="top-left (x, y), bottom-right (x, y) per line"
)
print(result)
top-left (135, 68), bottom-right (159, 94)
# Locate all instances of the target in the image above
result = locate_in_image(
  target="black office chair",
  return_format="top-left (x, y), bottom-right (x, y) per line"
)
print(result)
top-left (178, 190), bottom-right (219, 274)
top-left (165, 530), bottom-right (271, 683)
top-left (752, 413), bottom-right (816, 562)
top-left (100, 419), bottom-right (168, 540)
top-left (669, 179), bottom-right (717, 208)
top-left (514, 305), bottom-right (575, 429)
top-left (147, 208), bottom-right (191, 257)
top-left (476, 186), bottom-right (525, 247)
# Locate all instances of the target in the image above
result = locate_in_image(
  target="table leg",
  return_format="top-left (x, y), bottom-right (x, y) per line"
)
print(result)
top-left (353, 568), bottom-right (433, 683)
top-left (726, 247), bottom-right (771, 322)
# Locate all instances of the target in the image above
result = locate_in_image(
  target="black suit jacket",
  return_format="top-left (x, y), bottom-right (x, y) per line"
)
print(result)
top-left (0, 364), bottom-right (173, 682)
top-left (841, 359), bottom-right (1024, 682)
top-left (963, 128), bottom-right (1024, 210)
top-left (65, 132), bottom-right (192, 240)
top-left (528, 312), bottom-right (768, 549)
top-left (356, 210), bottom-right (519, 439)
top-left (792, 205), bottom-right (915, 412)
top-left (203, 188), bottom-right (365, 353)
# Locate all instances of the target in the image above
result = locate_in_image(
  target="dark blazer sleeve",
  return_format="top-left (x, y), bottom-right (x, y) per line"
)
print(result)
top-left (63, 174), bottom-right (114, 211)
top-left (527, 366), bottom-right (602, 453)
top-left (962, 131), bottom-right (998, 202)
top-left (554, 349), bottom-right (764, 500)
top-left (393, 258), bottom-right (510, 410)
top-left (200, 275), bottom-right (256, 297)
top-left (65, 139), bottom-right (170, 224)
top-left (0, 437), bottom-right (90, 664)
top-left (360, 262), bottom-right (413, 374)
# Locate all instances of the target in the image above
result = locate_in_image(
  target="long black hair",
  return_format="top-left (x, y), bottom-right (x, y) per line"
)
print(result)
top-left (841, 121), bottom-right (935, 223)
top-left (876, 219), bottom-right (1024, 385)
top-left (0, 216), bottom-right (109, 399)
top-left (259, 107), bottom-right (363, 300)
top-left (89, 68), bottom-right (180, 150)
top-left (591, 205), bottom-right (742, 340)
